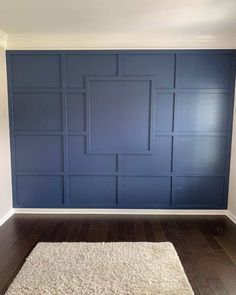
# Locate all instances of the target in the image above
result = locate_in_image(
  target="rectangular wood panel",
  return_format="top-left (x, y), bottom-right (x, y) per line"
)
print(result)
top-left (16, 176), bottom-right (64, 207)
top-left (11, 54), bottom-right (61, 88)
top-left (13, 93), bottom-right (63, 131)
top-left (178, 93), bottom-right (230, 132)
top-left (69, 176), bottom-right (117, 206)
top-left (175, 177), bottom-right (225, 207)
top-left (15, 135), bottom-right (63, 171)
top-left (175, 136), bottom-right (227, 174)
top-left (122, 176), bottom-right (171, 206)
top-left (179, 54), bottom-right (232, 89)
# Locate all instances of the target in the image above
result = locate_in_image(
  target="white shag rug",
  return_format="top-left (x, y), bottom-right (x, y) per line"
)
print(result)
top-left (5, 242), bottom-right (194, 295)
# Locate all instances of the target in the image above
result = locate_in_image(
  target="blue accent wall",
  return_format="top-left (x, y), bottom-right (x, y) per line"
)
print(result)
top-left (7, 50), bottom-right (236, 209)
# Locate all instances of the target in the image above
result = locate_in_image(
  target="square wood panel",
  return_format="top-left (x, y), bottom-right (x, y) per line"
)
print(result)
top-left (86, 76), bottom-right (155, 154)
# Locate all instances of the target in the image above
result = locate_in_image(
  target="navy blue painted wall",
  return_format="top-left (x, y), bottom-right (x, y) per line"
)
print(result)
top-left (7, 50), bottom-right (236, 209)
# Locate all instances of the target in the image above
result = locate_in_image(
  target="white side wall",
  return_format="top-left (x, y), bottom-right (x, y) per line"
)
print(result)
top-left (0, 45), bottom-right (12, 221)
top-left (228, 82), bottom-right (236, 219)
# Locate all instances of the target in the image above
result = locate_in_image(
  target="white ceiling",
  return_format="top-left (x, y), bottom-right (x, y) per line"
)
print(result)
top-left (0, 0), bottom-right (236, 49)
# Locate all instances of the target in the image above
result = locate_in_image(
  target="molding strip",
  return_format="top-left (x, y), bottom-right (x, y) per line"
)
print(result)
top-left (6, 34), bottom-right (236, 50)
top-left (227, 211), bottom-right (236, 224)
top-left (0, 209), bottom-right (14, 227)
top-left (14, 208), bottom-right (228, 215)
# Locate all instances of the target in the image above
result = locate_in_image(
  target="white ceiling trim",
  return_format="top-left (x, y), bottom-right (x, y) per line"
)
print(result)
top-left (0, 29), bottom-right (8, 48)
top-left (6, 33), bottom-right (236, 50)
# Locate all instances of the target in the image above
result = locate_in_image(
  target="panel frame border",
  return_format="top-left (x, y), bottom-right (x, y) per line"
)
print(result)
top-left (85, 75), bottom-right (156, 155)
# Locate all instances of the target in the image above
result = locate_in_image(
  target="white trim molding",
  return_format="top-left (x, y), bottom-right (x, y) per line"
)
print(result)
top-left (0, 208), bottom-right (14, 227)
top-left (0, 29), bottom-right (8, 48)
top-left (6, 33), bottom-right (236, 50)
top-left (227, 211), bottom-right (236, 224)
top-left (14, 208), bottom-right (228, 216)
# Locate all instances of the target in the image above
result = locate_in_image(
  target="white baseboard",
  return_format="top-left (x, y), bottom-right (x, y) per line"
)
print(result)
top-left (0, 208), bottom-right (15, 227)
top-left (226, 211), bottom-right (236, 224)
top-left (14, 208), bottom-right (228, 216)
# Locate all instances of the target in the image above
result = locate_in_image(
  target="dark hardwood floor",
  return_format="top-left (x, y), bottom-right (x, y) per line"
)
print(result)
top-left (0, 214), bottom-right (236, 295)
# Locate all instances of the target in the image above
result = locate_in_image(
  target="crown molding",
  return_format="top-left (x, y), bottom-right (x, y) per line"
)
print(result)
top-left (6, 33), bottom-right (236, 50)
top-left (0, 29), bottom-right (8, 48)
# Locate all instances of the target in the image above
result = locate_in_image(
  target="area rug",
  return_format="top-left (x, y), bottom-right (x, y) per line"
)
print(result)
top-left (5, 242), bottom-right (194, 295)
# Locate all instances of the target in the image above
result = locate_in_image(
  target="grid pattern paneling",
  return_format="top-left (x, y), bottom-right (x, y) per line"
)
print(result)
top-left (7, 50), bottom-right (236, 208)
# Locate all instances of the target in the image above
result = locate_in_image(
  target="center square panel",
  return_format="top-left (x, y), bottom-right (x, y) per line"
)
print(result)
top-left (86, 76), bottom-right (155, 154)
